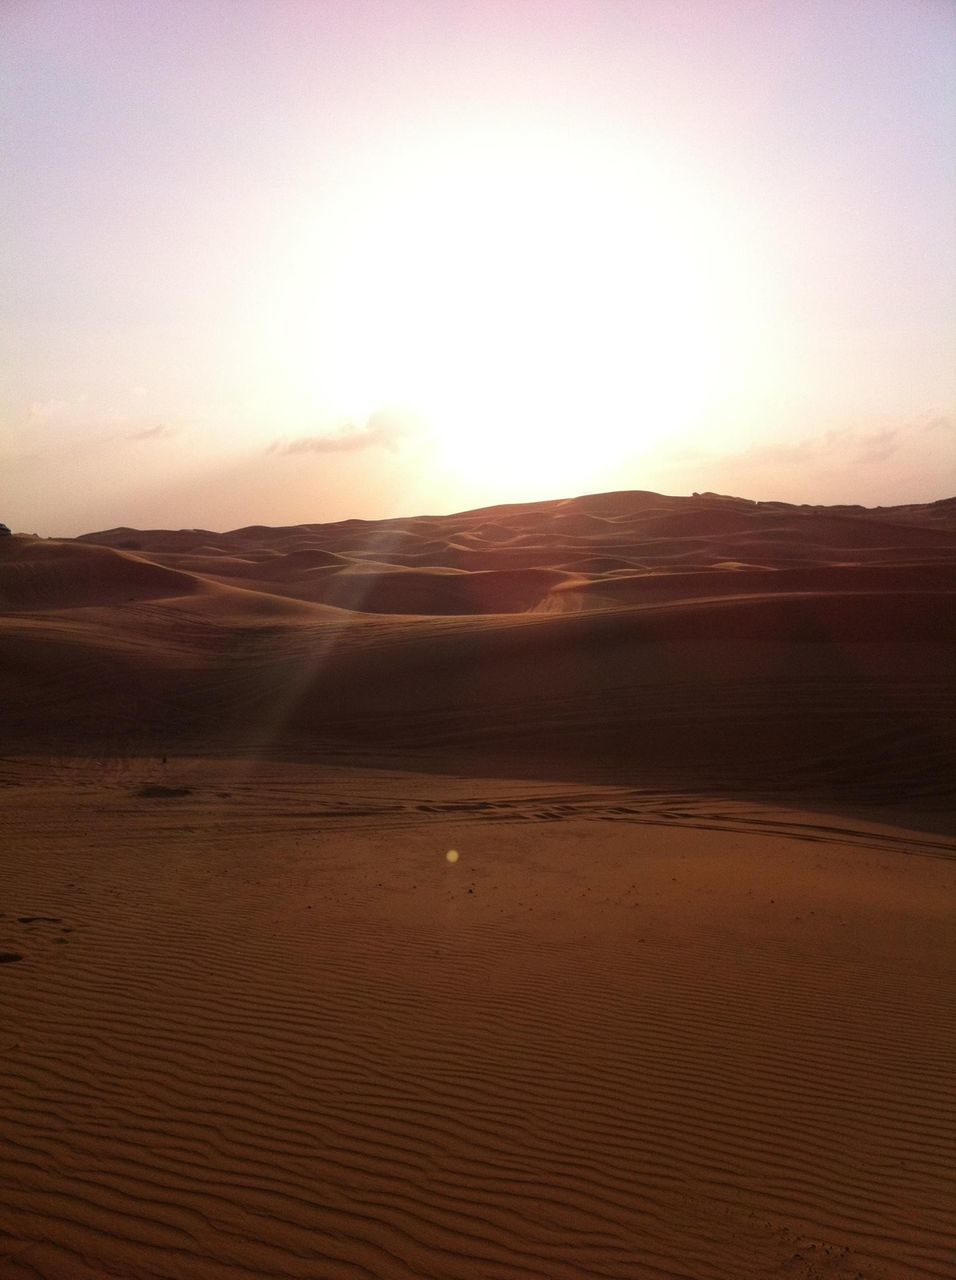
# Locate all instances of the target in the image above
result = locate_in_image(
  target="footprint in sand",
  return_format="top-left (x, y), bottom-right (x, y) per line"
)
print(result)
top-left (2, 918), bottom-right (74, 963)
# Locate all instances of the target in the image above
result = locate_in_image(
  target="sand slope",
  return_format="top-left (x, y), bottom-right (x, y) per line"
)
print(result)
top-left (0, 489), bottom-right (953, 800)
top-left (1, 760), bottom-right (954, 1279)
top-left (1, 490), bottom-right (954, 1278)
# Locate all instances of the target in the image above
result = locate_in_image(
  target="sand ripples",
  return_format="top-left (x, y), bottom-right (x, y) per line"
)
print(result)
top-left (2, 766), bottom-right (954, 1279)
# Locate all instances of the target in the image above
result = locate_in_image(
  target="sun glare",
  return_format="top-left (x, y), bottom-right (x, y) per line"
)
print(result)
top-left (264, 118), bottom-right (766, 494)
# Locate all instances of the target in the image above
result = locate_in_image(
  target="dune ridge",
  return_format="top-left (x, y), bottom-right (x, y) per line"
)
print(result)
top-left (1, 489), bottom-right (953, 801)
top-left (1, 489), bottom-right (954, 1279)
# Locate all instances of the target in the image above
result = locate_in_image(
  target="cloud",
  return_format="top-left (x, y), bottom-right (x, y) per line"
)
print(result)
top-left (919, 412), bottom-right (954, 436)
top-left (127, 423), bottom-right (175, 442)
top-left (852, 427), bottom-right (903, 465)
top-left (28, 398), bottom-right (72, 422)
top-left (650, 411), bottom-right (956, 507)
top-left (717, 421), bottom-right (933, 472)
top-left (270, 409), bottom-right (415, 457)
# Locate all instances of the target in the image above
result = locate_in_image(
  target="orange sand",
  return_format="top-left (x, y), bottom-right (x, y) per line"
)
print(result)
top-left (1, 490), bottom-right (954, 1278)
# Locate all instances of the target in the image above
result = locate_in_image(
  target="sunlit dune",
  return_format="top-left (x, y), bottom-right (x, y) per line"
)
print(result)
top-left (5, 0), bottom-right (954, 1271)
top-left (2, 489), bottom-right (955, 787)
top-left (1, 488), bottom-right (954, 1280)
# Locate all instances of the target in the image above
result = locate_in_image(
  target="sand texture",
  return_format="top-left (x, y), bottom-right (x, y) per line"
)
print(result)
top-left (1, 489), bottom-right (954, 1278)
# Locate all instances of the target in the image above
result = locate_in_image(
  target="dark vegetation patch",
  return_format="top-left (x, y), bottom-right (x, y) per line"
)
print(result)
top-left (137, 785), bottom-right (193, 799)
top-left (0, 953), bottom-right (23, 964)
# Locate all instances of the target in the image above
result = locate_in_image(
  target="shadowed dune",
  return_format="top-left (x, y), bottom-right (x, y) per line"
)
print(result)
top-left (1, 489), bottom-right (953, 801)
top-left (0, 539), bottom-right (201, 610)
top-left (1, 490), bottom-right (954, 1280)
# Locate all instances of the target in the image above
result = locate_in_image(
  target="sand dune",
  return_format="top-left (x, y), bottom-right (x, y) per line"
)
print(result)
top-left (0, 539), bottom-right (201, 611)
top-left (1, 490), bottom-right (953, 793)
top-left (1, 489), bottom-right (954, 1279)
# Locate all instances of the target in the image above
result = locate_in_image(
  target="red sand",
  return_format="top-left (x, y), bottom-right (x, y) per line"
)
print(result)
top-left (1, 489), bottom-right (954, 1278)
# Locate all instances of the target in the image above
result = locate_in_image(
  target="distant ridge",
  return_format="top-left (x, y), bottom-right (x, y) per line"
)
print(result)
top-left (1, 488), bottom-right (953, 797)
top-left (72, 489), bottom-right (956, 544)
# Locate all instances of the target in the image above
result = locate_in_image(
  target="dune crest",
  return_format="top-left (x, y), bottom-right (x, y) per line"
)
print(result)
top-left (0, 489), bottom-right (952, 799)
top-left (1, 489), bottom-right (954, 1278)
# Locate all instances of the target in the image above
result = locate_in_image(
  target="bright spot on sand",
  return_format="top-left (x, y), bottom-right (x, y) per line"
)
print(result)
top-left (446, 849), bottom-right (459, 864)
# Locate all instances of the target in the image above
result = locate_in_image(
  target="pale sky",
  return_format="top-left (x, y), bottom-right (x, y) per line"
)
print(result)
top-left (3, 0), bottom-right (955, 535)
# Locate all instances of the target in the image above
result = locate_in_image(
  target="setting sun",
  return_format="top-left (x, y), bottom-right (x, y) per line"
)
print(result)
top-left (3, 5), bottom-right (954, 1279)
top-left (5, 1), bottom-right (952, 533)
top-left (263, 115), bottom-right (768, 494)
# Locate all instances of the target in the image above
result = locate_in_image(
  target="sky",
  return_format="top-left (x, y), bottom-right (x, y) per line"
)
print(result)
top-left (2, 0), bottom-right (955, 536)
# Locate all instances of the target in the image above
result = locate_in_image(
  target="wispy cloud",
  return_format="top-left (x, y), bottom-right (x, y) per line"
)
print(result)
top-left (654, 412), bottom-right (956, 505)
top-left (851, 427), bottom-right (904, 466)
top-left (269, 409), bottom-right (415, 456)
top-left (720, 419), bottom-right (950, 472)
top-left (918, 412), bottom-right (954, 436)
top-left (28, 398), bottom-right (74, 422)
top-left (127, 423), bottom-right (175, 442)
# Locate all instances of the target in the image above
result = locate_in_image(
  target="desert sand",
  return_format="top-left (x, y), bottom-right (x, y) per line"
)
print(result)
top-left (1, 489), bottom-right (954, 1279)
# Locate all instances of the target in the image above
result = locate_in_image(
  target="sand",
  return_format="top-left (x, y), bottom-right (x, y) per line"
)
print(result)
top-left (1, 489), bottom-right (954, 1278)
